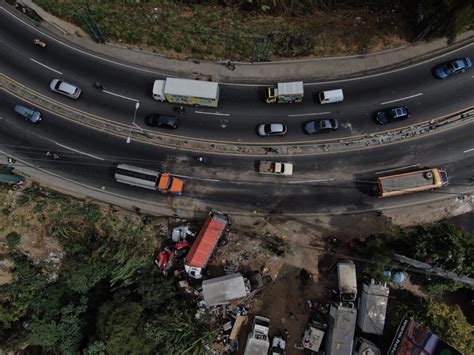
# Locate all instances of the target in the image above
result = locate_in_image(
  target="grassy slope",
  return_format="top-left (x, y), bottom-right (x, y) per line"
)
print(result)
top-left (34, 0), bottom-right (413, 60)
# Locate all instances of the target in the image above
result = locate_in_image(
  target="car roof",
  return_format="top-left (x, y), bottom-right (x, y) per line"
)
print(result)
top-left (270, 123), bottom-right (284, 130)
top-left (158, 115), bottom-right (177, 123)
top-left (59, 81), bottom-right (78, 94)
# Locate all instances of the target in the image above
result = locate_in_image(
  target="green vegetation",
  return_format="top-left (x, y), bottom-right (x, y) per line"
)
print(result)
top-left (5, 232), bottom-right (21, 249)
top-left (0, 184), bottom-right (214, 353)
top-left (362, 222), bottom-right (473, 296)
top-left (33, 0), bottom-right (414, 60)
top-left (386, 289), bottom-right (474, 353)
top-left (32, 0), bottom-right (472, 60)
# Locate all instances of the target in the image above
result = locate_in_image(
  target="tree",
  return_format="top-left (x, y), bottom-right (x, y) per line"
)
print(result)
top-left (422, 302), bottom-right (474, 354)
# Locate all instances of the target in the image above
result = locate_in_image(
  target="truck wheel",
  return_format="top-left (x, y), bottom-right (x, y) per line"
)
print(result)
top-left (424, 171), bottom-right (433, 179)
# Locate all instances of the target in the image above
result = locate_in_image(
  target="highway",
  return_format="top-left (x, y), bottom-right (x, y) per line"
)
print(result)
top-left (0, 5), bottom-right (473, 215)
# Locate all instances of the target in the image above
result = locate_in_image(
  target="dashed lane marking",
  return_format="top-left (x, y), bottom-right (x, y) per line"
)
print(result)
top-left (195, 111), bottom-right (230, 116)
top-left (380, 93), bottom-right (423, 105)
top-left (288, 112), bottom-right (331, 117)
top-left (102, 90), bottom-right (139, 102)
top-left (30, 58), bottom-right (62, 74)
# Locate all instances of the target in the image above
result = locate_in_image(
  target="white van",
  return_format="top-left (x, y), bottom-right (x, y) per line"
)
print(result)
top-left (319, 89), bottom-right (344, 104)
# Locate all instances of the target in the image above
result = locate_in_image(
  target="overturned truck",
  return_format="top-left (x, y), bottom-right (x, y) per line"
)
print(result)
top-left (185, 210), bottom-right (230, 279)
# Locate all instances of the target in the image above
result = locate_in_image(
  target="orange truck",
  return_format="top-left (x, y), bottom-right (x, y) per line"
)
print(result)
top-left (114, 164), bottom-right (184, 196)
top-left (376, 168), bottom-right (448, 198)
top-left (185, 210), bottom-right (229, 279)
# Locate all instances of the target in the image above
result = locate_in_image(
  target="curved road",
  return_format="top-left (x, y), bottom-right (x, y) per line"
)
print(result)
top-left (0, 5), bottom-right (473, 215)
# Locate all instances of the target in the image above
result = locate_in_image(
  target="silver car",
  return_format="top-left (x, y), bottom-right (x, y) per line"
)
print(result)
top-left (257, 123), bottom-right (287, 137)
top-left (14, 104), bottom-right (42, 123)
top-left (49, 79), bottom-right (81, 99)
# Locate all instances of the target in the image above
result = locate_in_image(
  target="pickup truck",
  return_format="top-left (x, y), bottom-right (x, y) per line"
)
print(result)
top-left (259, 161), bottom-right (293, 176)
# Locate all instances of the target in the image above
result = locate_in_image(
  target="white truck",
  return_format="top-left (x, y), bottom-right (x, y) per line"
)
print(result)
top-left (337, 261), bottom-right (357, 302)
top-left (266, 81), bottom-right (304, 104)
top-left (152, 77), bottom-right (220, 107)
top-left (244, 316), bottom-right (270, 355)
top-left (258, 161), bottom-right (293, 176)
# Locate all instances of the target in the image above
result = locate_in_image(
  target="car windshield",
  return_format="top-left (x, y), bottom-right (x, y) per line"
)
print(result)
top-left (443, 64), bottom-right (454, 74)
top-left (25, 109), bottom-right (34, 118)
top-left (320, 120), bottom-right (330, 129)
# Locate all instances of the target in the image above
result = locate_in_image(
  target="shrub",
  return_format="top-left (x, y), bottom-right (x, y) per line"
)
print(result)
top-left (6, 232), bottom-right (21, 249)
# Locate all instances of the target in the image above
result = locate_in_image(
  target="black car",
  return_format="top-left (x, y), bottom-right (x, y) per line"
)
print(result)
top-left (145, 114), bottom-right (179, 129)
top-left (304, 119), bottom-right (338, 134)
top-left (375, 107), bottom-right (410, 125)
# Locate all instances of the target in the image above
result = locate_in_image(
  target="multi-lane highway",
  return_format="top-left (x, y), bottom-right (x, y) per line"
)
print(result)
top-left (0, 5), bottom-right (473, 215)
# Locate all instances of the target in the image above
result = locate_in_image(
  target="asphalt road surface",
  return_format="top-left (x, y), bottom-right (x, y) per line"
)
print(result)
top-left (0, 6), bottom-right (473, 214)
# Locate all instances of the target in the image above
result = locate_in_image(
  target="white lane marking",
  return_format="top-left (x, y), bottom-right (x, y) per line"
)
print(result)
top-left (173, 173), bottom-right (220, 182)
top-left (380, 93), bottom-right (423, 105)
top-left (375, 164), bottom-right (420, 174)
top-left (288, 111), bottom-right (331, 117)
top-left (289, 178), bottom-right (335, 184)
top-left (464, 148), bottom-right (474, 153)
top-left (55, 143), bottom-right (104, 160)
top-left (30, 58), bottom-right (62, 74)
top-left (102, 90), bottom-right (139, 102)
top-left (3, 7), bottom-right (472, 88)
top-left (195, 111), bottom-right (230, 116)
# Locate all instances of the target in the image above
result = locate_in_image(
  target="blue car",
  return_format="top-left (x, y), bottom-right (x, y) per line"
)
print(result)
top-left (433, 57), bottom-right (472, 79)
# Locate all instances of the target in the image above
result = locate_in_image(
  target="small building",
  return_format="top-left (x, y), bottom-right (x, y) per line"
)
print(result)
top-left (357, 280), bottom-right (389, 335)
top-left (353, 337), bottom-right (381, 355)
top-left (202, 273), bottom-right (247, 306)
top-left (325, 302), bottom-right (357, 355)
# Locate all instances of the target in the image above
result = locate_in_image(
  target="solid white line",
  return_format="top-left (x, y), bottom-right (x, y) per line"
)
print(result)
top-left (289, 178), bottom-right (335, 184)
top-left (375, 164), bottom-right (420, 174)
top-left (55, 143), bottom-right (104, 160)
top-left (102, 90), bottom-right (139, 102)
top-left (173, 173), bottom-right (220, 182)
top-left (464, 148), bottom-right (474, 153)
top-left (195, 111), bottom-right (230, 116)
top-left (288, 111), bottom-right (331, 117)
top-left (381, 93), bottom-right (423, 105)
top-left (30, 58), bottom-right (62, 74)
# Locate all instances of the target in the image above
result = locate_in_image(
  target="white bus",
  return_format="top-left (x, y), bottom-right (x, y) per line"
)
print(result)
top-left (114, 164), bottom-right (184, 195)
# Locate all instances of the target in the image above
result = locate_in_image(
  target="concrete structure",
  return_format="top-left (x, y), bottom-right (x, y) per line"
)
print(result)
top-left (202, 273), bottom-right (247, 306)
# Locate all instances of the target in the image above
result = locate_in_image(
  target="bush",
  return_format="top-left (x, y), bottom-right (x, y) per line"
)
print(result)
top-left (6, 232), bottom-right (21, 249)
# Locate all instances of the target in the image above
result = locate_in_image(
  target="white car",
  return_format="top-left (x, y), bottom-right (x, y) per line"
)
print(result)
top-left (257, 123), bottom-right (287, 137)
top-left (49, 79), bottom-right (81, 99)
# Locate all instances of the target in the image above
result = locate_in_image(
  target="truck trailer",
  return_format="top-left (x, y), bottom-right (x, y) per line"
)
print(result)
top-left (266, 81), bottom-right (304, 104)
top-left (184, 210), bottom-right (229, 279)
top-left (152, 78), bottom-right (220, 107)
top-left (376, 168), bottom-right (448, 198)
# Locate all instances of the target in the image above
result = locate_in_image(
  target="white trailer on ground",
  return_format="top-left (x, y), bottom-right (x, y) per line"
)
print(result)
top-left (152, 77), bottom-right (220, 107)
